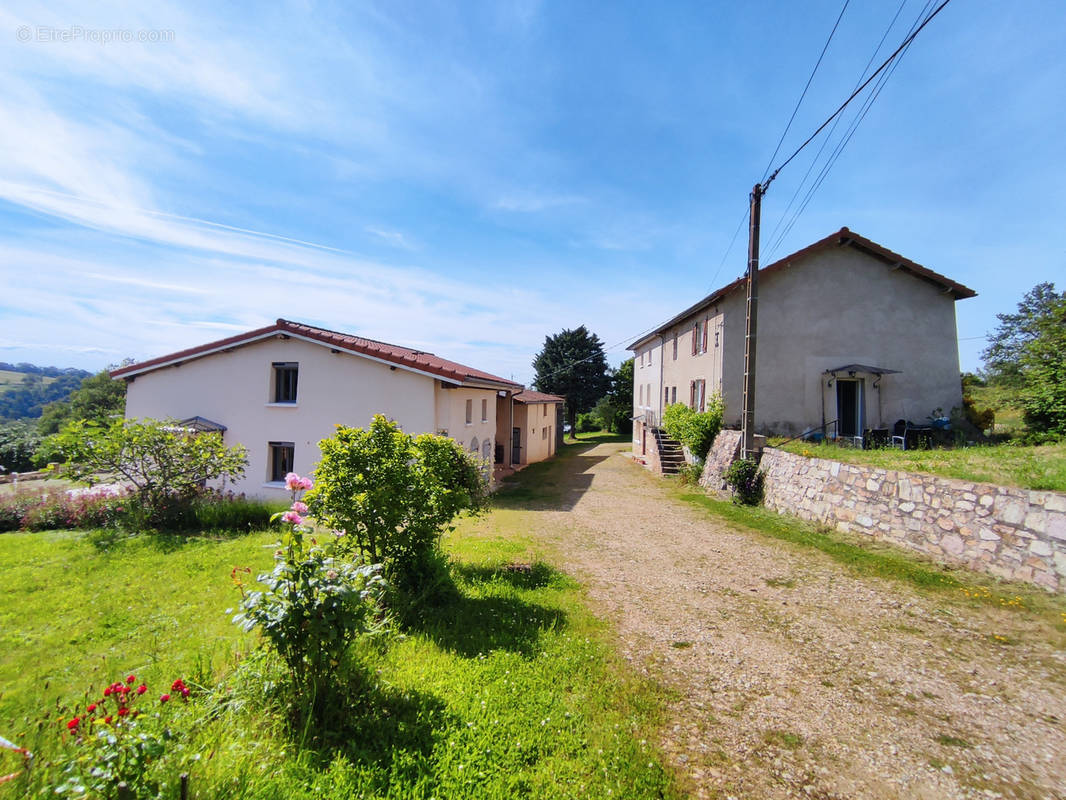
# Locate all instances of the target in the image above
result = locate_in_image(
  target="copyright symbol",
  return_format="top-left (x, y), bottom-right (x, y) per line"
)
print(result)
top-left (16, 26), bottom-right (31, 42)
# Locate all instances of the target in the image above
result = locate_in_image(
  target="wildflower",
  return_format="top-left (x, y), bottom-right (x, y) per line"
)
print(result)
top-left (67, 717), bottom-right (80, 730)
top-left (171, 679), bottom-right (185, 692)
top-left (126, 675), bottom-right (136, 685)
top-left (117, 707), bottom-right (129, 718)
top-left (104, 715), bottom-right (113, 724)
top-left (87, 703), bottom-right (97, 713)
top-left (103, 687), bottom-right (112, 696)
top-left (160, 694), bottom-right (170, 703)
top-left (136, 685), bottom-right (147, 695)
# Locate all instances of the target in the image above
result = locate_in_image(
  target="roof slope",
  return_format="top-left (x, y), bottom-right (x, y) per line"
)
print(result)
top-left (513, 389), bottom-right (565, 404)
top-left (111, 318), bottom-right (522, 389)
top-left (629, 227), bottom-right (976, 349)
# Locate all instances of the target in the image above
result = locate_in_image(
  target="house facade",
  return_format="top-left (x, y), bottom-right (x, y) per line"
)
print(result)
top-left (510, 390), bottom-right (564, 466)
top-left (111, 318), bottom-right (538, 497)
top-left (630, 228), bottom-right (976, 454)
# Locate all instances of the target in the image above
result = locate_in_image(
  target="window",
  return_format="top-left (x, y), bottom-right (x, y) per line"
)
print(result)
top-left (465, 398), bottom-right (473, 424)
top-left (671, 386), bottom-right (677, 404)
top-left (481, 398), bottom-right (488, 422)
top-left (640, 351), bottom-right (645, 367)
top-left (470, 437), bottom-right (479, 453)
top-left (664, 386), bottom-right (669, 406)
top-left (542, 404), bottom-right (547, 417)
top-left (273, 362), bottom-right (298, 403)
top-left (269, 442), bottom-right (294, 482)
top-left (689, 379), bottom-right (706, 412)
top-left (691, 323), bottom-right (699, 356)
top-left (542, 427), bottom-right (548, 440)
top-left (639, 384), bottom-right (644, 406)
top-left (672, 333), bottom-right (678, 360)
top-left (702, 318), bottom-right (709, 353)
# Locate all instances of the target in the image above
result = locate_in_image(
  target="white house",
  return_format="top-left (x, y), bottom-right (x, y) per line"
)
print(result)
top-left (110, 318), bottom-right (537, 497)
top-left (629, 227), bottom-right (977, 457)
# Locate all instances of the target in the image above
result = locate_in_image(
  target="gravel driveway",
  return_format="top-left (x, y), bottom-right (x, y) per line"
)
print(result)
top-left (508, 441), bottom-right (1066, 800)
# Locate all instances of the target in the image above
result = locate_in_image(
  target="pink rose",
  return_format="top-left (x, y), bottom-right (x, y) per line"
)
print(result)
top-left (284, 472), bottom-right (302, 491)
top-left (281, 511), bottom-right (304, 525)
top-left (291, 501), bottom-right (308, 514)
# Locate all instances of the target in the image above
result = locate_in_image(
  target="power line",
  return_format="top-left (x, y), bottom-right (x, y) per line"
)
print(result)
top-left (766, 0), bottom-right (935, 258)
top-left (761, 0), bottom-right (953, 194)
top-left (763, 0), bottom-right (909, 259)
top-left (760, 0), bottom-right (851, 184)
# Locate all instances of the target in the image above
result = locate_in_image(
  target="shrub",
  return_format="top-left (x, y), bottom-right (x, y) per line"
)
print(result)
top-left (306, 415), bottom-right (487, 596)
top-left (724, 458), bottom-right (764, 505)
top-left (676, 462), bottom-right (703, 486)
top-left (47, 417), bottom-right (248, 528)
top-left (576, 412), bottom-right (601, 433)
top-left (662, 396), bottom-right (724, 460)
top-left (233, 475), bottom-right (387, 712)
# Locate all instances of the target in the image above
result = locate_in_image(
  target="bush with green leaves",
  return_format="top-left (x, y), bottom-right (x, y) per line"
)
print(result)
top-left (724, 458), bottom-right (765, 505)
top-left (233, 474), bottom-right (387, 711)
top-left (305, 415), bottom-right (488, 595)
top-left (661, 395), bottom-right (724, 460)
top-left (47, 418), bottom-right (248, 529)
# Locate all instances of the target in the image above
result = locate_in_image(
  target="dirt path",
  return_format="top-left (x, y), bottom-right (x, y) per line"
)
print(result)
top-left (510, 441), bottom-right (1066, 800)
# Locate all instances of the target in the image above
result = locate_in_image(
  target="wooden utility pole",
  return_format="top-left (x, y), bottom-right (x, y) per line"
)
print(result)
top-left (741, 182), bottom-right (762, 460)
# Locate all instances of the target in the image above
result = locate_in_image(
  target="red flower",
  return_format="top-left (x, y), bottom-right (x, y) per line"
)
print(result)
top-left (67, 717), bottom-right (80, 730)
top-left (160, 694), bottom-right (170, 703)
top-left (136, 684), bottom-right (147, 695)
top-left (126, 675), bottom-right (136, 685)
top-left (180, 688), bottom-right (190, 699)
top-left (87, 703), bottom-right (97, 713)
top-left (104, 715), bottom-right (113, 724)
top-left (103, 687), bottom-right (112, 696)
top-left (117, 707), bottom-right (129, 717)
top-left (171, 679), bottom-right (185, 691)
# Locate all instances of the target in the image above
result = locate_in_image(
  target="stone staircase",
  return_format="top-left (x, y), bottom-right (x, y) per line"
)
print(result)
top-left (652, 427), bottom-right (685, 475)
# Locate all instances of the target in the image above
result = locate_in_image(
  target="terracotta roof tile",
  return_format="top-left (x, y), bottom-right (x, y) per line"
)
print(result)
top-left (111, 318), bottom-right (522, 389)
top-left (513, 389), bottom-right (565, 404)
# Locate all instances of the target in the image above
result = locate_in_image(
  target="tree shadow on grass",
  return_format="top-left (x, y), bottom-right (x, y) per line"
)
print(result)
top-left (451, 560), bottom-right (572, 592)
top-left (404, 590), bottom-right (567, 659)
top-left (291, 673), bottom-right (453, 787)
top-left (492, 441), bottom-right (619, 511)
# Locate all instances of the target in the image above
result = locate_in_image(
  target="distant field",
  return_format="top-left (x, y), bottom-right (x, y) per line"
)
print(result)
top-left (967, 383), bottom-right (1025, 435)
top-left (0, 369), bottom-right (56, 388)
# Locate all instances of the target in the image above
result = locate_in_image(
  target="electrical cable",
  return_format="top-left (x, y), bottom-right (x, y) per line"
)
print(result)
top-left (761, 0), bottom-right (952, 194)
top-left (763, 0), bottom-right (909, 258)
top-left (760, 0), bottom-right (851, 185)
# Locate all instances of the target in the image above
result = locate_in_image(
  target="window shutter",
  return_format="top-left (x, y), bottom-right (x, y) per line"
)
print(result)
top-left (702, 318), bottom-right (708, 353)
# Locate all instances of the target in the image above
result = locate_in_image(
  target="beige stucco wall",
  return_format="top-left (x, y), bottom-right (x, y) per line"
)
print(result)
top-left (634, 243), bottom-right (966, 440)
top-left (633, 338), bottom-right (664, 436)
top-left (433, 384), bottom-right (499, 464)
top-left (123, 336), bottom-right (489, 498)
top-left (517, 401), bottom-right (557, 464)
top-left (741, 246), bottom-right (963, 436)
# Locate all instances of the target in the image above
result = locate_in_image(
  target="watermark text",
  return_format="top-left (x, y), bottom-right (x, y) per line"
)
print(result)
top-left (16, 25), bottom-right (175, 44)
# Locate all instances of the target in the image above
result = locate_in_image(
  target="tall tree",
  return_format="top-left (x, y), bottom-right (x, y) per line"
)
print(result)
top-left (38, 369), bottom-right (128, 434)
top-left (982, 282), bottom-right (1063, 388)
top-left (532, 326), bottom-right (611, 439)
top-left (982, 282), bottom-right (1066, 436)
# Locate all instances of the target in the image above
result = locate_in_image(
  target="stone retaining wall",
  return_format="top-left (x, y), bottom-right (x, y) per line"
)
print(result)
top-left (700, 432), bottom-right (1066, 592)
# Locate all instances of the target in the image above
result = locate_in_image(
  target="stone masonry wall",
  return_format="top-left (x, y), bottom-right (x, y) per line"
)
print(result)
top-left (700, 432), bottom-right (1066, 593)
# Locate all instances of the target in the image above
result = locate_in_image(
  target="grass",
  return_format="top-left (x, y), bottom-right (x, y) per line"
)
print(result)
top-left (0, 513), bottom-right (677, 798)
top-left (967, 383), bottom-right (1025, 435)
top-left (0, 369), bottom-right (57, 388)
top-left (774, 439), bottom-right (1066, 492)
top-left (672, 486), bottom-right (1066, 636)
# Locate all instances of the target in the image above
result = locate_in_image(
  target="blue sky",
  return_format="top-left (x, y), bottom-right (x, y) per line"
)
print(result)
top-left (1, 0), bottom-right (1063, 386)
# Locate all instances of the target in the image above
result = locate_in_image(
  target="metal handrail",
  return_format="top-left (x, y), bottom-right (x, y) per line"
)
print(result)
top-left (770, 419), bottom-right (839, 449)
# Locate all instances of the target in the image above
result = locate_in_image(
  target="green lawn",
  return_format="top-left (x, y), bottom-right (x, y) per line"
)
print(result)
top-left (0, 514), bottom-right (675, 797)
top-left (774, 440), bottom-right (1066, 492)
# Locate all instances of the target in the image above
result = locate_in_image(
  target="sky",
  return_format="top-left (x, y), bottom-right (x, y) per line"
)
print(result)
top-left (1, 0), bottom-right (1064, 387)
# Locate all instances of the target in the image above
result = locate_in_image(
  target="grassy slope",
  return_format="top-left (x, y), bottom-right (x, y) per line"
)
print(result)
top-left (0, 370), bottom-right (57, 388)
top-left (0, 477), bottom-right (675, 799)
top-left (775, 440), bottom-right (1066, 492)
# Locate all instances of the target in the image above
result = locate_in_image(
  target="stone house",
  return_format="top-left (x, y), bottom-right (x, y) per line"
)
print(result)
top-left (629, 227), bottom-right (976, 458)
top-left (111, 318), bottom-right (559, 497)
